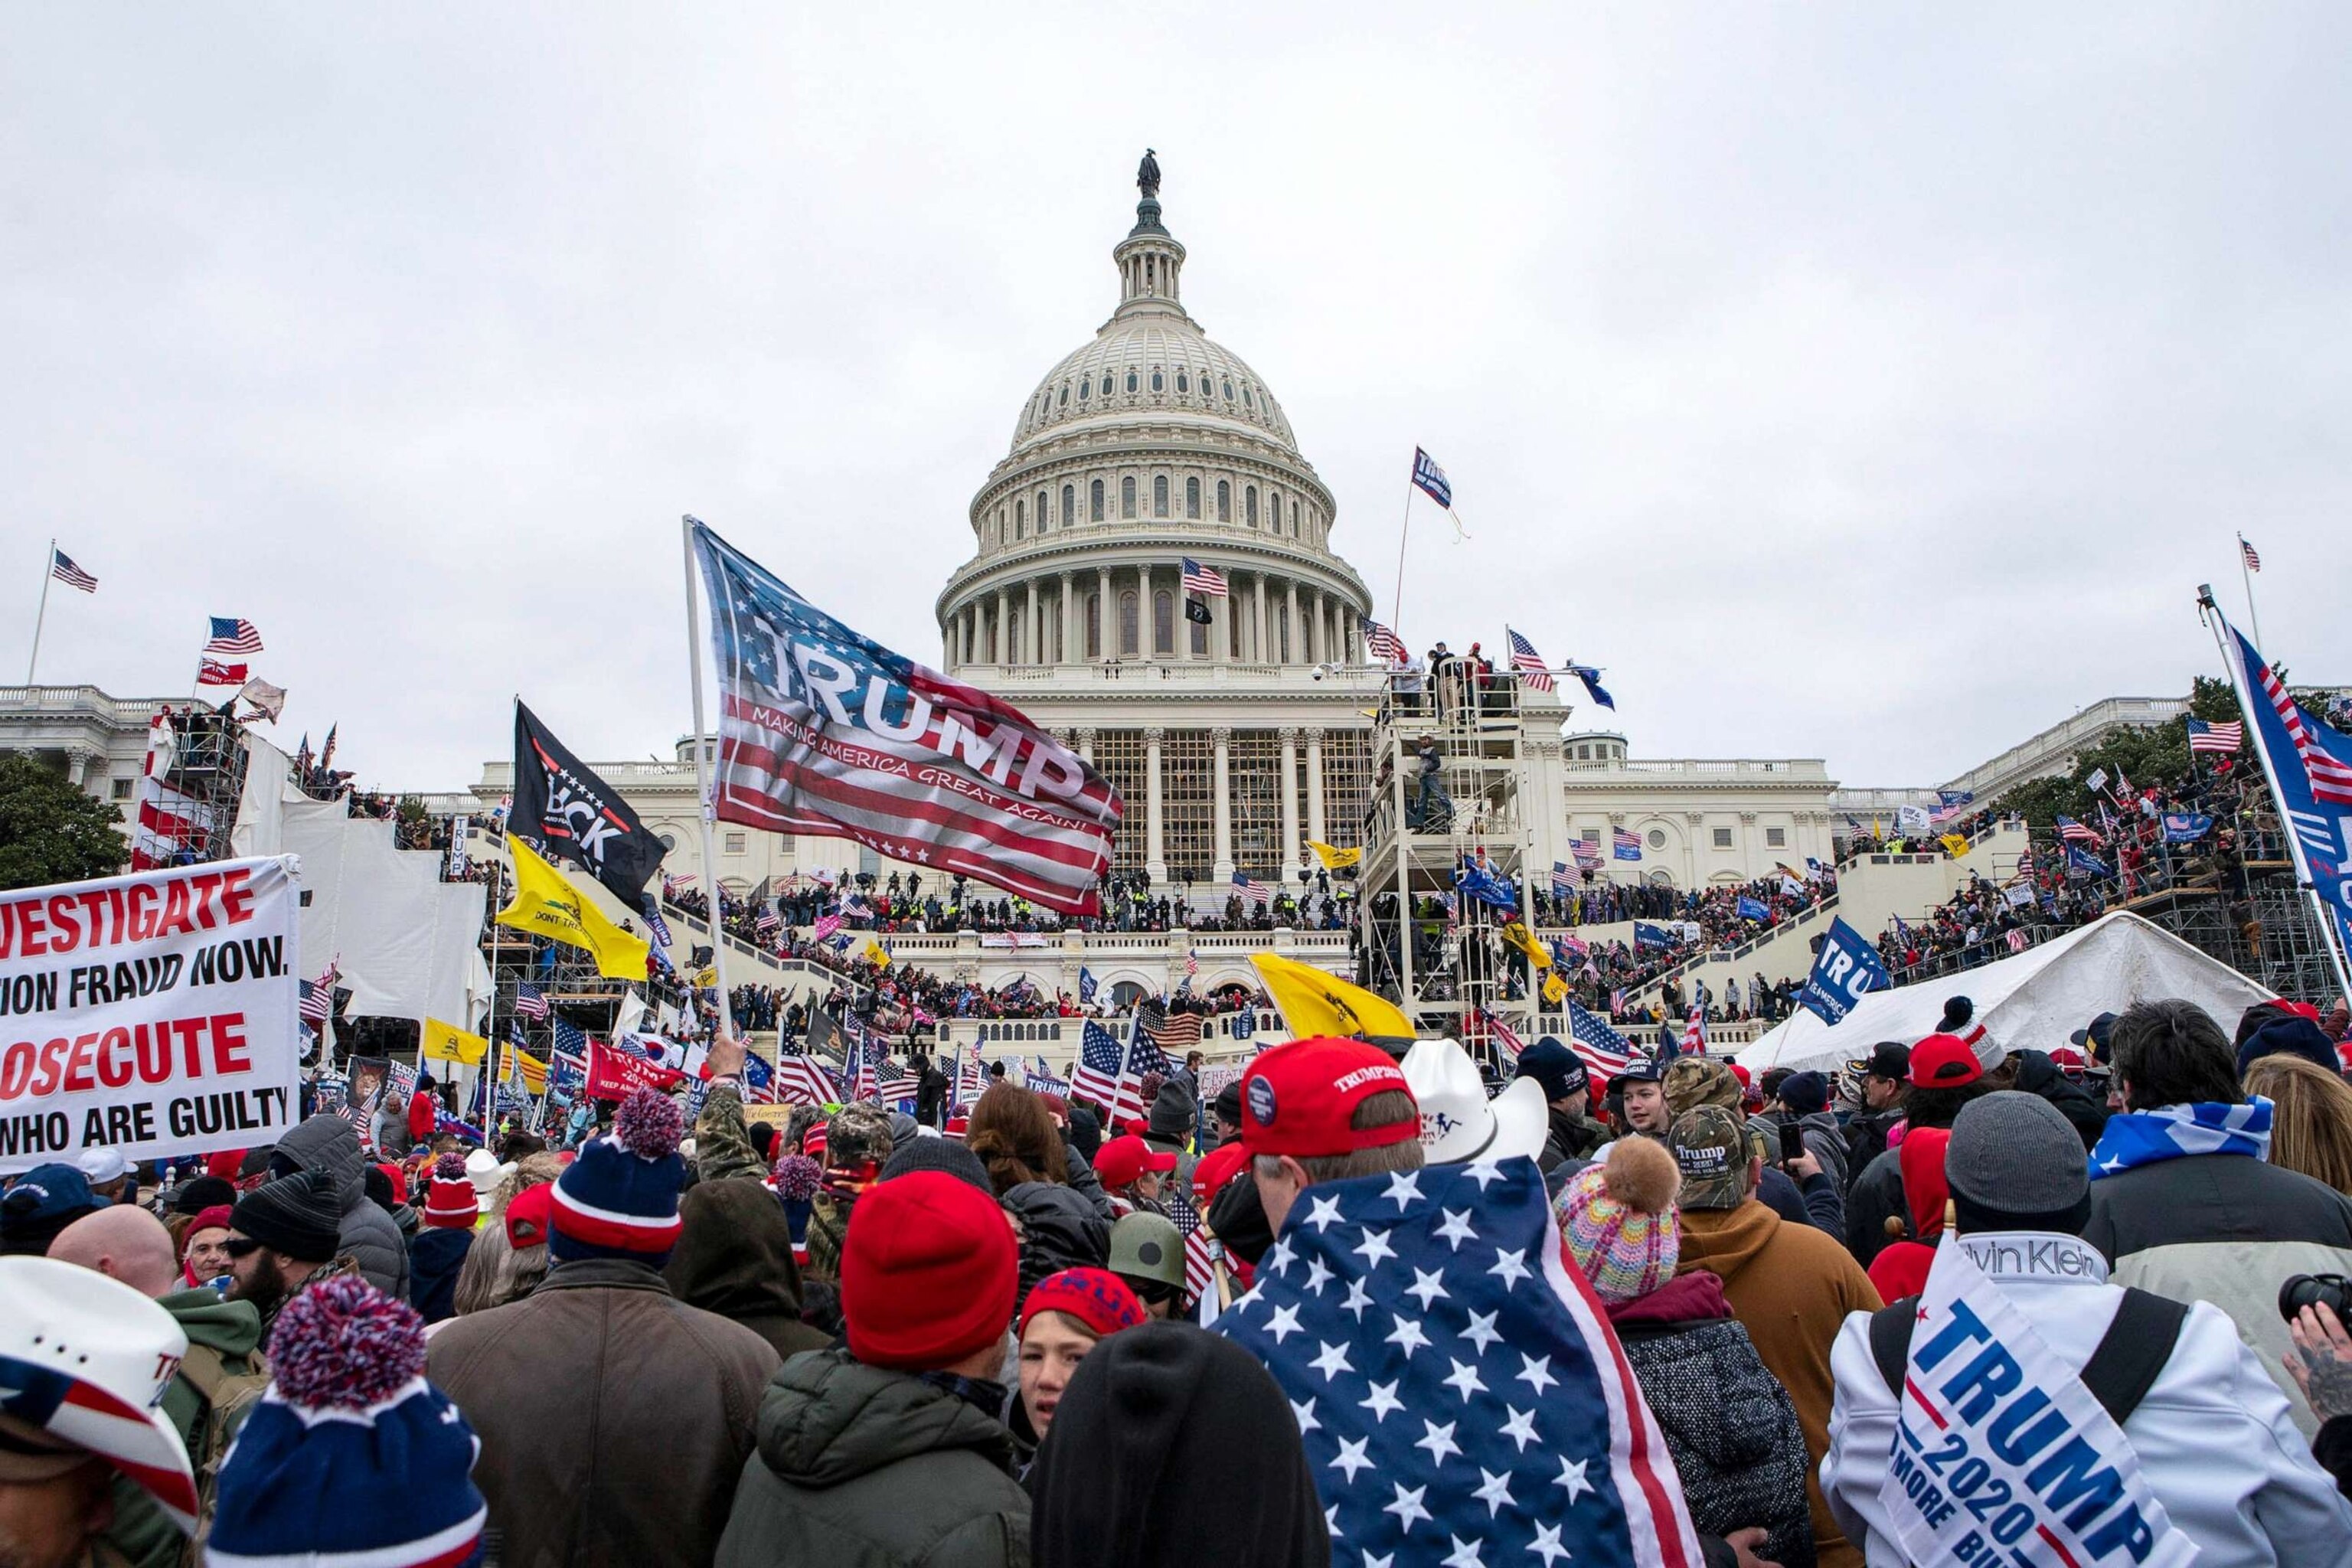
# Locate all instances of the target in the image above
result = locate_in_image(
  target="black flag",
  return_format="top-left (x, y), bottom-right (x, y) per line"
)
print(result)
top-left (1184, 598), bottom-right (1213, 625)
top-left (511, 702), bottom-right (669, 908)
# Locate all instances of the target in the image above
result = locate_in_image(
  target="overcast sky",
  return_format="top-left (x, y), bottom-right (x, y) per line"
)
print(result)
top-left (8, 5), bottom-right (2347, 794)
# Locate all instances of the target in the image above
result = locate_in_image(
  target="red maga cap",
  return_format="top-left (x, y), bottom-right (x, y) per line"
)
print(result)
top-left (1909, 1033), bottom-right (1984, 1089)
top-left (1095, 1135), bottom-right (1178, 1191)
top-left (1240, 1037), bottom-right (1416, 1158)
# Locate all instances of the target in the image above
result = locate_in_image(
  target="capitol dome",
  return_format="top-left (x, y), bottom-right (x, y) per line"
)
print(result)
top-left (937, 160), bottom-right (1371, 683)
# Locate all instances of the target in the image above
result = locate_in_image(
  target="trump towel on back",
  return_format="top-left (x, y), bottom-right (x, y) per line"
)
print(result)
top-left (1217, 1158), bottom-right (1703, 1567)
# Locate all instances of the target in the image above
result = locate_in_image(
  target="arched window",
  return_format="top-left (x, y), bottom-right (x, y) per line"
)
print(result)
top-left (1090, 480), bottom-right (1105, 522)
top-left (1291, 500), bottom-right (1301, 537)
top-left (1078, 379), bottom-right (1089, 401)
top-left (1277, 602), bottom-right (1291, 664)
top-left (1150, 369), bottom-right (1164, 392)
top-left (1223, 379), bottom-right (1235, 401)
top-left (1177, 371), bottom-right (1189, 393)
top-left (1014, 500), bottom-right (1025, 540)
top-left (1058, 384), bottom-right (1069, 407)
top-left (1243, 385), bottom-right (1255, 408)
top-left (1268, 488), bottom-right (1280, 528)
top-left (1216, 481), bottom-right (1231, 521)
top-left (1036, 491), bottom-right (1048, 533)
top-left (1126, 371), bottom-right (1138, 393)
top-left (1118, 591), bottom-right (1140, 657)
top-left (1060, 484), bottom-right (1074, 526)
top-left (1100, 374), bottom-right (1113, 397)
top-left (1085, 593), bottom-right (1102, 658)
top-left (1121, 476), bottom-right (1138, 519)
top-left (1152, 590), bottom-right (1174, 654)
top-left (1153, 475), bottom-right (1170, 517)
top-left (1246, 486), bottom-right (1259, 527)
top-left (1185, 476), bottom-right (1201, 518)
top-left (1189, 610), bottom-right (1208, 657)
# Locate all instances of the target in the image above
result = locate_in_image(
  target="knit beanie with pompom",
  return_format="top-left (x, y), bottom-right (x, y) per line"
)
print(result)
top-left (549, 1089), bottom-right (686, 1265)
top-left (422, 1152), bottom-right (479, 1230)
top-left (1557, 1138), bottom-right (1682, 1304)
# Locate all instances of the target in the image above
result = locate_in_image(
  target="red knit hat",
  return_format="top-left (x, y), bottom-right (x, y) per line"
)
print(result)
top-left (1020, 1267), bottom-right (1145, 1341)
top-left (422, 1154), bottom-right (478, 1230)
top-left (1240, 1037), bottom-right (1416, 1158)
top-left (841, 1171), bottom-right (1018, 1370)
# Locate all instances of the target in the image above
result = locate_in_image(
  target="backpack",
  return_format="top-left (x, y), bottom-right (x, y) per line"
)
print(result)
top-left (175, 1341), bottom-right (272, 1564)
top-left (1867, 1287), bottom-right (2188, 1425)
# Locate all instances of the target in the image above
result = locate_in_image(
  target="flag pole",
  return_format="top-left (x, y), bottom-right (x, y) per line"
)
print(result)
top-left (681, 516), bottom-right (737, 1037)
top-left (2198, 588), bottom-right (2352, 1001)
top-left (25, 538), bottom-right (54, 685)
top-left (1390, 475), bottom-right (1413, 635)
top-left (2238, 533), bottom-right (2265, 652)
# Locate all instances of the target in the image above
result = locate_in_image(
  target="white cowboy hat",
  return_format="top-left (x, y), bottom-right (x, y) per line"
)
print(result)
top-left (0, 1257), bottom-right (198, 1534)
top-left (1400, 1038), bottom-right (1549, 1165)
top-left (463, 1147), bottom-right (515, 1199)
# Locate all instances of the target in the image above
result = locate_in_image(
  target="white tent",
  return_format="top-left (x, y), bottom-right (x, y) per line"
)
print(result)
top-left (283, 799), bottom-right (491, 1027)
top-left (1736, 912), bottom-right (2275, 1078)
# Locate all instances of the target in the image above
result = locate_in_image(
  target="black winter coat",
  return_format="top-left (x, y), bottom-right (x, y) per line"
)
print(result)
top-left (2011, 1050), bottom-right (2109, 1150)
top-left (1001, 1181), bottom-right (1110, 1303)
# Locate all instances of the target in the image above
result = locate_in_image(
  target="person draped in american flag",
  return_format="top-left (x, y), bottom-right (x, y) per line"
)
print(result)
top-left (1218, 1038), bottom-right (1704, 1567)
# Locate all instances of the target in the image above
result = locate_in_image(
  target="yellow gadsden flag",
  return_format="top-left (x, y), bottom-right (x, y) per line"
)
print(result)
top-left (1499, 920), bottom-right (1552, 969)
top-left (1939, 833), bottom-right (1973, 859)
top-left (1307, 841), bottom-right (1363, 872)
top-left (497, 835), bottom-right (651, 981)
top-left (861, 940), bottom-right (892, 969)
top-left (1250, 951), bottom-right (1416, 1048)
top-left (422, 1018), bottom-right (488, 1067)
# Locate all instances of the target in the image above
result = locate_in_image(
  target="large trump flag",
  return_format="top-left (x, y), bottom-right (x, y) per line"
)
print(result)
top-left (688, 519), bottom-right (1122, 915)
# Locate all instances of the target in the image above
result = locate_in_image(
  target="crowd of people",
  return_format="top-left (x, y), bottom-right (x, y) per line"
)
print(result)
top-left (20, 984), bottom-right (2352, 1566)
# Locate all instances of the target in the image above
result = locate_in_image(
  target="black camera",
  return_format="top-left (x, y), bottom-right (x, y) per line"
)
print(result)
top-left (2278, 1274), bottom-right (2352, 1322)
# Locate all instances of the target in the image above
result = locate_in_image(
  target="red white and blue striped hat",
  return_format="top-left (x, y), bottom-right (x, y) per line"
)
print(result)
top-left (549, 1089), bottom-right (688, 1263)
top-left (207, 1275), bottom-right (485, 1567)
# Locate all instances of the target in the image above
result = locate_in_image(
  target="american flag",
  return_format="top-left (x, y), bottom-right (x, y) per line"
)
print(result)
top-left (2016, 848), bottom-right (2037, 877)
top-left (2054, 814), bottom-right (2102, 844)
top-left (2187, 717), bottom-right (2243, 753)
top-left (1681, 1005), bottom-right (1706, 1055)
top-left (194, 658), bottom-right (248, 687)
top-left (1612, 827), bottom-right (1642, 861)
top-left (297, 960), bottom-right (339, 1025)
top-left (2244, 626), bottom-right (2352, 805)
top-left (1181, 557), bottom-right (1229, 597)
top-left (741, 1050), bottom-right (779, 1104)
top-left (202, 616), bottom-right (264, 655)
top-left (755, 906), bottom-right (780, 935)
top-left (690, 519), bottom-right (1120, 916)
top-left (513, 982), bottom-right (550, 1021)
top-left (1217, 1160), bottom-right (1702, 1568)
top-left (1566, 1000), bottom-right (1637, 1078)
top-left (1113, 1014), bottom-right (1175, 1124)
top-left (1571, 839), bottom-right (1602, 870)
top-left (1166, 1184), bottom-right (1217, 1302)
top-left (1184, 952), bottom-right (1200, 978)
top-left (1151, 1010), bottom-right (1204, 1057)
top-left (1550, 861), bottom-right (1574, 896)
top-left (1232, 871), bottom-right (1271, 906)
top-left (2241, 535), bottom-right (2262, 573)
top-left (1072, 1021), bottom-right (1126, 1109)
top-left (875, 1064), bottom-right (919, 1102)
top-left (1361, 617), bottom-right (1409, 668)
top-left (1474, 1005), bottom-right (1527, 1060)
top-left (662, 872), bottom-right (694, 900)
top-left (776, 1052), bottom-right (842, 1106)
top-left (1505, 627), bottom-right (1555, 693)
top-left (48, 548), bottom-right (97, 593)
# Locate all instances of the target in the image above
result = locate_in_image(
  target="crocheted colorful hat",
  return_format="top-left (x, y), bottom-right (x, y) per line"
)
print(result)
top-left (1557, 1138), bottom-right (1682, 1303)
top-left (549, 1089), bottom-right (686, 1264)
top-left (207, 1275), bottom-right (485, 1566)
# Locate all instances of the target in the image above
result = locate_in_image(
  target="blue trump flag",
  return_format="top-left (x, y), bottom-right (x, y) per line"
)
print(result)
top-left (1410, 446), bottom-right (1452, 508)
top-left (1217, 1158), bottom-right (1701, 1566)
top-left (1632, 921), bottom-right (1675, 952)
top-left (1455, 856), bottom-right (1519, 912)
top-left (2161, 812), bottom-right (2213, 844)
top-left (1568, 665), bottom-right (1616, 710)
top-left (1077, 966), bottom-right (1099, 1004)
top-left (1735, 895), bottom-right (1770, 922)
top-left (1797, 916), bottom-right (1890, 1026)
top-left (2216, 612), bottom-right (2352, 968)
top-left (2066, 845), bottom-right (2110, 879)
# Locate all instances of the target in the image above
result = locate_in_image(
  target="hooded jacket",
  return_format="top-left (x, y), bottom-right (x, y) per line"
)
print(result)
top-left (407, 1226), bottom-right (474, 1325)
top-left (1002, 1181), bottom-right (1112, 1304)
top-left (665, 1178), bottom-right (831, 1363)
top-left (1609, 1272), bottom-right (1816, 1568)
top-left (1027, 1320), bottom-right (1329, 1567)
top-left (1677, 1197), bottom-right (1881, 1568)
top-left (2010, 1048), bottom-right (2109, 1149)
top-left (717, 1348), bottom-right (1031, 1568)
top-left (276, 1113), bottom-right (410, 1299)
top-left (101, 1287), bottom-right (269, 1568)
top-left (1825, 1231), bottom-right (2352, 1566)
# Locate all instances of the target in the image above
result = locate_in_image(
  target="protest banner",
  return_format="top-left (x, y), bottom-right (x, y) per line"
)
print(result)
top-left (1884, 1233), bottom-right (2196, 1567)
top-left (586, 1037), bottom-right (684, 1099)
top-left (0, 856), bottom-right (301, 1172)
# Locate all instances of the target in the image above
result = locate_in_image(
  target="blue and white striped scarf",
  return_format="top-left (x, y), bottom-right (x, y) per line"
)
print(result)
top-left (2087, 1097), bottom-right (2272, 1179)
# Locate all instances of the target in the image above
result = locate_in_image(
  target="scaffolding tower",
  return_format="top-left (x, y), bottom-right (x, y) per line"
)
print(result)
top-left (1354, 668), bottom-right (1547, 1075)
top-left (139, 707), bottom-right (254, 866)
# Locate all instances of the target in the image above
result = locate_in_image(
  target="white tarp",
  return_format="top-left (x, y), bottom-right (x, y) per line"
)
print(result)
top-left (283, 799), bottom-right (488, 1027)
top-left (226, 733), bottom-right (295, 859)
top-left (1737, 911), bottom-right (2275, 1077)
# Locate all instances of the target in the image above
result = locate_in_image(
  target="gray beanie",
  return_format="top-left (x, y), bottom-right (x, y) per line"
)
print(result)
top-left (1946, 1091), bottom-right (2092, 1236)
top-left (878, 1135), bottom-right (994, 1196)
